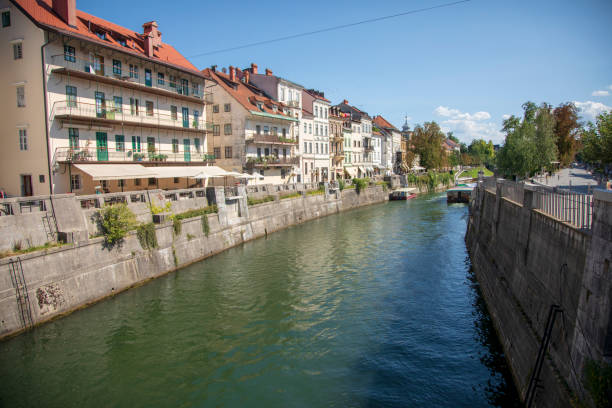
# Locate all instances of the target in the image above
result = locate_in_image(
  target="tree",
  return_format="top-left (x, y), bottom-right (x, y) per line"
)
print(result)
top-left (468, 139), bottom-right (495, 166)
top-left (447, 131), bottom-right (460, 144)
top-left (581, 111), bottom-right (612, 165)
top-left (553, 103), bottom-right (580, 166)
top-left (410, 121), bottom-right (446, 170)
top-left (496, 102), bottom-right (558, 178)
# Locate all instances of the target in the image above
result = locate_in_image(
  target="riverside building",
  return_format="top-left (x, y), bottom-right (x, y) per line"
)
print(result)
top-left (328, 106), bottom-right (345, 181)
top-left (0, 0), bottom-right (213, 196)
top-left (373, 115), bottom-right (403, 174)
top-left (302, 89), bottom-right (330, 183)
top-left (203, 66), bottom-right (299, 184)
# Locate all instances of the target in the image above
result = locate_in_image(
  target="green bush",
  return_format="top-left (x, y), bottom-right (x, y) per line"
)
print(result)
top-left (247, 195), bottom-right (275, 206)
top-left (172, 216), bottom-right (182, 236)
top-left (136, 223), bottom-right (158, 249)
top-left (338, 180), bottom-right (345, 191)
top-left (99, 204), bottom-right (137, 247)
top-left (150, 201), bottom-right (172, 215)
top-left (307, 186), bottom-right (325, 196)
top-left (173, 205), bottom-right (218, 221)
top-left (352, 178), bottom-right (369, 194)
top-left (201, 215), bottom-right (210, 236)
top-left (280, 192), bottom-right (301, 200)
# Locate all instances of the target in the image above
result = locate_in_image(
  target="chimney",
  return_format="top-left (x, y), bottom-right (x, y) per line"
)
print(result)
top-left (244, 70), bottom-right (250, 84)
top-left (265, 68), bottom-right (273, 76)
top-left (250, 63), bottom-right (258, 74)
top-left (143, 34), bottom-right (153, 57)
top-left (221, 67), bottom-right (227, 74)
top-left (52, 0), bottom-right (77, 27)
top-left (343, 99), bottom-right (349, 105)
top-left (229, 66), bottom-right (236, 82)
top-left (211, 64), bottom-right (217, 72)
top-left (142, 21), bottom-right (162, 47)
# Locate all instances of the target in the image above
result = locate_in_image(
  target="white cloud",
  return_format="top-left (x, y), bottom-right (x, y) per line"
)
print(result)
top-left (573, 100), bottom-right (612, 121)
top-left (502, 114), bottom-right (511, 120)
top-left (592, 90), bottom-right (609, 97)
top-left (434, 106), bottom-right (503, 144)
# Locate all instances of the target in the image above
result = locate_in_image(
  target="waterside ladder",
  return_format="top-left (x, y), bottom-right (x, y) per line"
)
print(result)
top-left (8, 258), bottom-right (34, 330)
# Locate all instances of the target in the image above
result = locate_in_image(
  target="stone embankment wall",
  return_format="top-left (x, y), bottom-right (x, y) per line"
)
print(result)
top-left (0, 183), bottom-right (387, 339)
top-left (466, 180), bottom-right (612, 407)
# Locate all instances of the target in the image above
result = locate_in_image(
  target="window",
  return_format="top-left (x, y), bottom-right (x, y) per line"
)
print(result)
top-left (304, 123), bottom-right (307, 132)
top-left (172, 139), bottom-right (179, 153)
top-left (316, 143), bottom-right (319, 154)
top-left (39, 175), bottom-right (45, 183)
top-left (213, 104), bottom-right (219, 113)
top-left (16, 86), bottom-right (24, 107)
top-left (281, 168), bottom-right (286, 179)
top-left (132, 136), bottom-right (141, 152)
top-left (224, 146), bottom-right (232, 158)
top-left (70, 174), bottom-right (81, 191)
top-left (169, 75), bottom-right (177, 88)
top-left (213, 147), bottom-right (221, 159)
top-left (95, 31), bottom-right (106, 40)
top-left (115, 135), bottom-right (125, 152)
top-left (272, 127), bottom-right (278, 136)
top-left (194, 138), bottom-right (201, 152)
top-left (19, 129), bottom-right (27, 150)
top-left (224, 123), bottom-right (232, 135)
top-left (264, 148), bottom-right (270, 156)
top-left (118, 179), bottom-right (125, 188)
top-left (146, 101), bottom-right (154, 117)
top-left (193, 110), bottom-right (199, 128)
top-left (171, 105), bottom-right (177, 120)
top-left (117, 38), bottom-right (127, 47)
top-left (173, 177), bottom-right (179, 184)
top-left (257, 102), bottom-right (264, 111)
top-left (224, 103), bottom-right (231, 112)
top-left (282, 128), bottom-right (287, 138)
top-left (304, 142), bottom-right (307, 152)
top-left (148, 178), bottom-right (156, 186)
top-left (112, 59), bottom-right (121, 75)
top-left (157, 73), bottom-right (165, 85)
top-left (13, 42), bottom-right (22, 60)
top-left (309, 124), bottom-right (312, 134)
top-left (130, 98), bottom-right (139, 115)
top-left (257, 147), bottom-right (262, 157)
top-left (256, 125), bottom-right (261, 135)
top-left (325, 126), bottom-right (328, 136)
top-left (192, 83), bottom-right (200, 96)
top-left (280, 88), bottom-right (285, 101)
top-left (213, 124), bottom-right (220, 136)
top-left (134, 178), bottom-right (141, 186)
top-left (113, 96), bottom-right (122, 113)
top-left (2, 11), bottom-right (10, 27)
top-left (63, 45), bottom-right (75, 62)
top-left (129, 64), bottom-right (139, 79)
top-left (180, 79), bottom-right (189, 95)
top-left (147, 137), bottom-right (155, 153)
top-left (69, 128), bottom-right (79, 148)
top-left (309, 142), bottom-right (312, 153)
top-left (66, 85), bottom-right (77, 107)
top-left (263, 126), bottom-right (269, 135)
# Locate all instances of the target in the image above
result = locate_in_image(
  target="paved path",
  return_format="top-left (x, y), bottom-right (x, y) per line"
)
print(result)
top-left (533, 167), bottom-right (600, 194)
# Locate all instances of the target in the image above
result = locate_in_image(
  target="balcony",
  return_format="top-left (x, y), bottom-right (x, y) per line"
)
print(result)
top-left (332, 134), bottom-right (344, 142)
top-left (49, 55), bottom-right (213, 104)
top-left (52, 101), bottom-right (211, 134)
top-left (246, 134), bottom-right (298, 145)
top-left (364, 145), bottom-right (374, 152)
top-left (333, 153), bottom-right (345, 162)
top-left (54, 146), bottom-right (215, 164)
top-left (245, 156), bottom-right (299, 169)
top-left (286, 100), bottom-right (300, 108)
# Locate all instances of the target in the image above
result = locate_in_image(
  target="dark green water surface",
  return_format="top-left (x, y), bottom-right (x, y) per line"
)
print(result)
top-left (0, 193), bottom-right (520, 407)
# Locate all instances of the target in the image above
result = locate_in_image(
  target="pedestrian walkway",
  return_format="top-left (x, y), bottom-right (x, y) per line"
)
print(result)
top-left (533, 166), bottom-right (599, 194)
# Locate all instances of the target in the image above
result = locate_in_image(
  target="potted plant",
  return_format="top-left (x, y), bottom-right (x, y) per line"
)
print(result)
top-left (133, 153), bottom-right (145, 161)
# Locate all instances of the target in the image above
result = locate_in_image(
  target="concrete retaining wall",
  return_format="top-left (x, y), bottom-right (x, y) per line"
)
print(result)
top-left (0, 184), bottom-right (388, 340)
top-left (466, 180), bottom-right (612, 407)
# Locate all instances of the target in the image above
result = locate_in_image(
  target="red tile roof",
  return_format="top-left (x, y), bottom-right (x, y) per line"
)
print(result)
top-left (202, 68), bottom-right (296, 120)
top-left (12, 0), bottom-right (201, 74)
top-left (373, 115), bottom-right (399, 132)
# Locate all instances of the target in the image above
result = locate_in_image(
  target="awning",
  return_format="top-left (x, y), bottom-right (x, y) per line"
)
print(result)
top-left (146, 166), bottom-right (211, 179)
top-left (74, 164), bottom-right (155, 181)
top-left (358, 167), bottom-right (366, 174)
top-left (193, 166), bottom-right (237, 179)
top-left (345, 167), bottom-right (358, 177)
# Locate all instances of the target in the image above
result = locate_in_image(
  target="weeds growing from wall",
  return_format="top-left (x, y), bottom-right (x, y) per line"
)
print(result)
top-left (201, 215), bottom-right (210, 237)
top-left (136, 223), bottom-right (158, 250)
top-left (247, 196), bottom-right (275, 206)
top-left (172, 217), bottom-right (182, 236)
top-left (99, 204), bottom-right (137, 248)
top-left (352, 178), bottom-right (369, 194)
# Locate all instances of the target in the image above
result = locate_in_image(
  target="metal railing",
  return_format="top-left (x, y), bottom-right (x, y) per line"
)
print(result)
top-left (533, 189), bottom-right (593, 230)
top-left (51, 100), bottom-right (211, 132)
top-left (54, 146), bottom-right (215, 163)
top-left (49, 55), bottom-right (212, 102)
top-left (245, 156), bottom-right (299, 168)
top-left (246, 134), bottom-right (298, 145)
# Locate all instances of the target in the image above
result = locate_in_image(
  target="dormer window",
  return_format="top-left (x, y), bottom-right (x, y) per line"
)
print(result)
top-left (272, 105), bottom-right (278, 112)
top-left (117, 38), bottom-right (127, 47)
top-left (95, 31), bottom-right (107, 41)
top-left (257, 102), bottom-right (264, 111)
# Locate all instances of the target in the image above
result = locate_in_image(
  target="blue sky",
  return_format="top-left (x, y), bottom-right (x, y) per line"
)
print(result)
top-left (82, 0), bottom-right (611, 144)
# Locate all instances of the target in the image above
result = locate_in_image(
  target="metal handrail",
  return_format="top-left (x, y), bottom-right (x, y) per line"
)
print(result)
top-left (53, 146), bottom-right (215, 163)
top-left (51, 100), bottom-right (211, 131)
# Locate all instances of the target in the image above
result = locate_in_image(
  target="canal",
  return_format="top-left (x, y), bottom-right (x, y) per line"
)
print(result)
top-left (0, 193), bottom-right (519, 407)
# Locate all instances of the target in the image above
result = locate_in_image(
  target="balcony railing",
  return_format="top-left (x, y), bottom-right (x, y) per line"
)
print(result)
top-left (245, 156), bottom-right (299, 168)
top-left (51, 101), bottom-right (211, 133)
top-left (54, 146), bottom-right (215, 164)
top-left (246, 134), bottom-right (298, 145)
top-left (364, 145), bottom-right (374, 152)
top-left (49, 55), bottom-right (213, 103)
